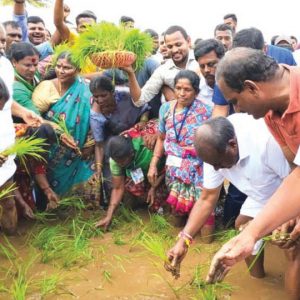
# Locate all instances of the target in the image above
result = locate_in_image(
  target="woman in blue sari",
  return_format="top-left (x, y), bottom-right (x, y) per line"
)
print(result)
top-left (32, 52), bottom-right (98, 201)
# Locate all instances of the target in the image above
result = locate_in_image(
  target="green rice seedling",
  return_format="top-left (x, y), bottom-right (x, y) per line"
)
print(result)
top-left (1, 0), bottom-right (51, 8)
top-left (9, 255), bottom-right (37, 300)
top-left (214, 228), bottom-right (239, 244)
top-left (58, 196), bottom-right (86, 211)
top-left (36, 273), bottom-right (66, 297)
top-left (1, 136), bottom-right (48, 168)
top-left (0, 183), bottom-right (16, 200)
top-left (138, 232), bottom-right (170, 262)
top-left (61, 221), bottom-right (93, 268)
top-left (0, 236), bottom-right (18, 263)
top-left (123, 28), bottom-right (153, 70)
top-left (102, 270), bottom-right (112, 283)
top-left (146, 213), bottom-right (172, 237)
top-left (113, 232), bottom-right (126, 246)
top-left (70, 216), bottom-right (104, 239)
top-left (34, 211), bottom-right (57, 223)
top-left (190, 264), bottom-right (234, 299)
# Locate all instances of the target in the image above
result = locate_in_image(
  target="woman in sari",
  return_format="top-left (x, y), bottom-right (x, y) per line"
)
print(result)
top-left (95, 135), bottom-right (167, 231)
top-left (148, 70), bottom-right (214, 231)
top-left (32, 51), bottom-right (98, 202)
top-left (8, 42), bottom-right (41, 116)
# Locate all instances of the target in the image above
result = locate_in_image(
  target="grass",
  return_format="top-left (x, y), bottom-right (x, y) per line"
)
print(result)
top-left (0, 183), bottom-right (16, 200)
top-left (0, 236), bottom-right (18, 263)
top-left (146, 213), bottom-right (172, 237)
top-left (102, 270), bottom-right (112, 283)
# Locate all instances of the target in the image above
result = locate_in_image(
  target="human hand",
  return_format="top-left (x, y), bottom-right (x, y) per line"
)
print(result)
top-left (271, 219), bottom-right (295, 249)
top-left (22, 203), bottom-right (35, 219)
top-left (22, 110), bottom-right (43, 126)
top-left (60, 133), bottom-right (78, 149)
top-left (134, 121), bottom-right (147, 131)
top-left (0, 154), bottom-right (8, 167)
top-left (119, 64), bottom-right (135, 75)
top-left (44, 188), bottom-right (59, 210)
top-left (206, 232), bottom-right (256, 283)
top-left (146, 187), bottom-right (156, 207)
top-left (147, 165), bottom-right (158, 186)
top-left (88, 171), bottom-right (101, 185)
top-left (95, 215), bottom-right (112, 231)
top-left (143, 133), bottom-right (158, 150)
top-left (165, 239), bottom-right (188, 279)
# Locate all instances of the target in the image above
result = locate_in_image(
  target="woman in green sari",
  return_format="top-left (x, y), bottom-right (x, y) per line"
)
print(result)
top-left (32, 51), bottom-right (98, 201)
top-left (8, 42), bottom-right (41, 116)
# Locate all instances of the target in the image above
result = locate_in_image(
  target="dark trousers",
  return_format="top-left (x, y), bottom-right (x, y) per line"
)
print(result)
top-left (223, 183), bottom-right (247, 227)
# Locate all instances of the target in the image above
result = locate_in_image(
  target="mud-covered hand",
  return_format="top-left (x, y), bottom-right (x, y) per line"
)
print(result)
top-left (206, 232), bottom-right (256, 283)
top-left (147, 164), bottom-right (158, 186)
top-left (95, 215), bottom-right (112, 231)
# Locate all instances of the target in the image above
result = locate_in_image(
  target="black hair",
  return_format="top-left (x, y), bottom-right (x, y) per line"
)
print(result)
top-left (214, 23), bottom-right (233, 36)
top-left (290, 35), bottom-right (298, 43)
top-left (216, 47), bottom-right (279, 93)
top-left (223, 13), bottom-right (237, 22)
top-left (7, 42), bottom-right (39, 62)
top-left (144, 29), bottom-right (159, 39)
top-left (107, 136), bottom-right (134, 161)
top-left (197, 117), bottom-right (235, 154)
top-left (27, 16), bottom-right (45, 26)
top-left (120, 16), bottom-right (134, 24)
top-left (232, 27), bottom-right (265, 50)
top-left (194, 39), bottom-right (225, 61)
top-left (270, 35), bottom-right (279, 45)
top-left (174, 70), bottom-right (200, 94)
top-left (3, 20), bottom-right (21, 30)
top-left (76, 10), bottom-right (97, 26)
top-left (0, 76), bottom-right (10, 103)
top-left (89, 75), bottom-right (115, 94)
top-left (164, 25), bottom-right (189, 40)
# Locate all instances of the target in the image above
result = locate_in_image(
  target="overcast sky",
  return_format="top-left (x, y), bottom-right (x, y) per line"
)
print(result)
top-left (0, 0), bottom-right (298, 43)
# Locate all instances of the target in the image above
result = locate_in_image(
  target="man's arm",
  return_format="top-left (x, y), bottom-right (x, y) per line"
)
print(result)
top-left (167, 186), bottom-right (222, 264)
top-left (11, 100), bottom-right (42, 125)
top-left (13, 0), bottom-right (28, 42)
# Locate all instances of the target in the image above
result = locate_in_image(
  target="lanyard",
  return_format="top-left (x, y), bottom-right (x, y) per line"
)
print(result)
top-left (173, 102), bottom-right (191, 143)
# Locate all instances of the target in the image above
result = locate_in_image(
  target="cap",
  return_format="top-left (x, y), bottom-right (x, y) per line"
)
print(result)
top-left (274, 35), bottom-right (292, 45)
top-left (77, 10), bottom-right (97, 21)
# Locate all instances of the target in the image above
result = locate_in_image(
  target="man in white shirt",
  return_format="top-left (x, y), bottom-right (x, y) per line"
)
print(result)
top-left (123, 25), bottom-right (200, 107)
top-left (167, 114), bottom-right (293, 284)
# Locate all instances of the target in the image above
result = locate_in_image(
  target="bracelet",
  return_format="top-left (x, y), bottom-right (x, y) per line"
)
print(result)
top-left (177, 231), bottom-right (194, 247)
top-left (95, 162), bottom-right (102, 166)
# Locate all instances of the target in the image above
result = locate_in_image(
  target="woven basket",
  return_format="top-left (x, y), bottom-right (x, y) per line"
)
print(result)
top-left (90, 51), bottom-right (136, 69)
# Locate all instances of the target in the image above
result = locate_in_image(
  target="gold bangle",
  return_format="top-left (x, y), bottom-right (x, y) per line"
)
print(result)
top-left (95, 162), bottom-right (102, 166)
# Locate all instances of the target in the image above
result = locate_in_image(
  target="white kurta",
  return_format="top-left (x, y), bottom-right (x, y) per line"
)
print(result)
top-left (0, 56), bottom-right (16, 186)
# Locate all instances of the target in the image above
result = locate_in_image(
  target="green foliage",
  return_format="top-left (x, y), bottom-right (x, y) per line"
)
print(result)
top-left (0, 183), bottom-right (16, 201)
top-left (1, 0), bottom-right (51, 7)
top-left (71, 22), bottom-right (153, 71)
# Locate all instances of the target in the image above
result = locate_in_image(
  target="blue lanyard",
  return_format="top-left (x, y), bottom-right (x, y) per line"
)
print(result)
top-left (173, 102), bottom-right (191, 143)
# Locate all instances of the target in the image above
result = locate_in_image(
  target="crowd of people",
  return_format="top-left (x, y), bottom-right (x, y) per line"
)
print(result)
top-left (1, 1), bottom-right (300, 298)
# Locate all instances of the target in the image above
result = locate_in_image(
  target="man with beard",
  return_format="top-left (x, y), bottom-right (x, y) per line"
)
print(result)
top-left (13, 0), bottom-right (70, 60)
top-left (122, 25), bottom-right (201, 107)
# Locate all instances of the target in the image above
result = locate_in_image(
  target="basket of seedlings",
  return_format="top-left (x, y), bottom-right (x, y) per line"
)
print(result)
top-left (71, 22), bottom-right (153, 70)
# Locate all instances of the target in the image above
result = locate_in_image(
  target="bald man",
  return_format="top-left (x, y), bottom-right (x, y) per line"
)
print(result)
top-left (167, 114), bottom-right (293, 285)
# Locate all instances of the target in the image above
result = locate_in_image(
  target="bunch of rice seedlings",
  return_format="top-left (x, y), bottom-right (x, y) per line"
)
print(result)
top-left (58, 196), bottom-right (86, 211)
top-left (190, 264), bottom-right (233, 299)
top-left (146, 213), bottom-right (172, 237)
top-left (35, 273), bottom-right (66, 297)
top-left (34, 211), bottom-right (57, 223)
top-left (138, 232), bottom-right (170, 262)
top-left (123, 28), bottom-right (153, 70)
top-left (102, 270), bottom-right (112, 283)
top-left (71, 22), bottom-right (153, 71)
top-left (1, 136), bottom-right (48, 169)
top-left (1, 0), bottom-right (51, 7)
top-left (0, 183), bottom-right (16, 200)
top-left (113, 232), bottom-right (126, 246)
top-left (69, 216), bottom-right (103, 239)
top-left (0, 236), bottom-right (18, 263)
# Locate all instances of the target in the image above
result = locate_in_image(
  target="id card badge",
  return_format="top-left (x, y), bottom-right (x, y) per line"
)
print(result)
top-left (130, 168), bottom-right (144, 184)
top-left (166, 155), bottom-right (182, 167)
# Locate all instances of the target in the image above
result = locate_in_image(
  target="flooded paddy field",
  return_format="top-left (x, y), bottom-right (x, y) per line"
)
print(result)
top-left (0, 208), bottom-right (287, 299)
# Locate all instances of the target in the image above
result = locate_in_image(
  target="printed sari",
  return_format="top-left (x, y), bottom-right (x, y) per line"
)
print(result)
top-left (45, 77), bottom-right (99, 202)
top-left (159, 99), bottom-right (212, 214)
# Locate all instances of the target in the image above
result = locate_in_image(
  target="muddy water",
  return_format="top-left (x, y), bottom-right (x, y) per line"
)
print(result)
top-left (0, 212), bottom-right (288, 300)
